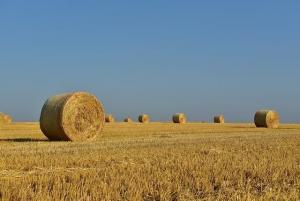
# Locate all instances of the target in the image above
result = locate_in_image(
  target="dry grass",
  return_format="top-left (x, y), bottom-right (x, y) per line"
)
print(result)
top-left (0, 122), bottom-right (299, 201)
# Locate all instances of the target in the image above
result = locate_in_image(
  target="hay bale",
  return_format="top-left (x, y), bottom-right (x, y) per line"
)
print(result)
top-left (214, 115), bottom-right (225, 123)
top-left (0, 113), bottom-right (12, 124)
top-left (138, 114), bottom-right (150, 123)
top-left (173, 113), bottom-right (187, 124)
top-left (105, 114), bottom-right (115, 123)
top-left (40, 92), bottom-right (105, 141)
top-left (254, 110), bottom-right (280, 128)
top-left (124, 117), bottom-right (133, 123)
top-left (4, 115), bottom-right (12, 123)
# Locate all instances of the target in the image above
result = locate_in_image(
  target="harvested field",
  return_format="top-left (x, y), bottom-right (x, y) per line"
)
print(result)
top-left (0, 122), bottom-right (299, 200)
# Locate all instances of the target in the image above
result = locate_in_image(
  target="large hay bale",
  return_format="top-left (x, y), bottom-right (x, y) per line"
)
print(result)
top-left (105, 114), bottom-right (115, 123)
top-left (40, 92), bottom-right (105, 141)
top-left (138, 114), bottom-right (150, 123)
top-left (254, 110), bottom-right (280, 128)
top-left (173, 113), bottom-right (187, 124)
top-left (124, 117), bottom-right (133, 123)
top-left (0, 113), bottom-right (12, 124)
top-left (214, 115), bottom-right (225, 123)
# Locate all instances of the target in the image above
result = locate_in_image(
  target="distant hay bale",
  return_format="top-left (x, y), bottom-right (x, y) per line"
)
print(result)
top-left (214, 115), bottom-right (225, 123)
top-left (124, 117), bottom-right (133, 123)
top-left (0, 113), bottom-right (12, 124)
top-left (105, 114), bottom-right (115, 123)
top-left (40, 92), bottom-right (105, 141)
top-left (173, 113), bottom-right (187, 124)
top-left (254, 110), bottom-right (280, 128)
top-left (138, 114), bottom-right (150, 123)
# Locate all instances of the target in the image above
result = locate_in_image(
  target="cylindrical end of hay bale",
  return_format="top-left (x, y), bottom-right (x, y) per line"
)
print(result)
top-left (138, 114), bottom-right (150, 123)
top-left (105, 114), bottom-right (115, 123)
top-left (214, 115), bottom-right (225, 123)
top-left (172, 113), bottom-right (187, 124)
top-left (40, 92), bottom-right (105, 141)
top-left (254, 110), bottom-right (280, 128)
top-left (124, 117), bottom-right (133, 123)
top-left (0, 113), bottom-right (13, 124)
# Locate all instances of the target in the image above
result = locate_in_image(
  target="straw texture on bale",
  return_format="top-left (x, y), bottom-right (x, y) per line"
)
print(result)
top-left (0, 113), bottom-right (12, 124)
top-left (40, 92), bottom-right (105, 141)
top-left (105, 114), bottom-right (115, 123)
top-left (124, 117), bottom-right (133, 123)
top-left (138, 114), bottom-right (150, 123)
top-left (254, 110), bottom-right (280, 128)
top-left (214, 115), bottom-right (225, 123)
top-left (173, 113), bottom-right (187, 124)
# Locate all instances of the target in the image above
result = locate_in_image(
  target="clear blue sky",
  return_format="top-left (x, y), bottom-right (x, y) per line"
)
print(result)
top-left (0, 1), bottom-right (299, 122)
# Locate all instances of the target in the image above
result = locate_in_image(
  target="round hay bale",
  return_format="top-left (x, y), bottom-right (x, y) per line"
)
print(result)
top-left (0, 113), bottom-right (12, 124)
top-left (4, 115), bottom-right (12, 123)
top-left (105, 114), bottom-right (115, 123)
top-left (124, 117), bottom-right (133, 123)
top-left (138, 114), bottom-right (150, 123)
top-left (40, 92), bottom-right (105, 141)
top-left (254, 110), bottom-right (280, 128)
top-left (173, 113), bottom-right (187, 124)
top-left (214, 115), bottom-right (225, 123)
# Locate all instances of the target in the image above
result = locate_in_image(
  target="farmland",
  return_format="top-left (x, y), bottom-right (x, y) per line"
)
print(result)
top-left (0, 122), bottom-right (299, 200)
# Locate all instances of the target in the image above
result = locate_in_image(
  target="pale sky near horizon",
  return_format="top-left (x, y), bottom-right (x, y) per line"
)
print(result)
top-left (0, 1), bottom-right (299, 122)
